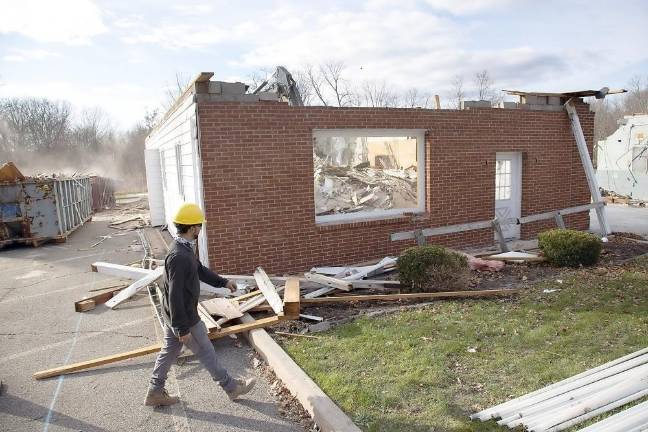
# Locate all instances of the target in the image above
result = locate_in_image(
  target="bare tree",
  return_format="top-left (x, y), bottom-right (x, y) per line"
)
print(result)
top-left (247, 68), bottom-right (273, 93)
top-left (163, 72), bottom-right (192, 110)
top-left (71, 107), bottom-right (112, 152)
top-left (361, 81), bottom-right (398, 107)
top-left (401, 88), bottom-right (432, 108)
top-left (474, 69), bottom-right (502, 104)
top-left (320, 61), bottom-right (354, 107)
top-left (293, 70), bottom-right (314, 105)
top-left (449, 75), bottom-right (465, 109)
top-left (304, 64), bottom-right (328, 106)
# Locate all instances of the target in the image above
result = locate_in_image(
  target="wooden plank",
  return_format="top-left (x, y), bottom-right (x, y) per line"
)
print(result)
top-left (197, 303), bottom-right (220, 331)
top-left (492, 219), bottom-right (510, 252)
top-left (253, 267), bottom-right (284, 315)
top-left (283, 278), bottom-right (301, 319)
top-left (33, 316), bottom-right (282, 380)
top-left (299, 314), bottom-right (323, 322)
top-left (349, 280), bottom-right (401, 289)
top-left (201, 298), bottom-right (243, 320)
top-left (232, 290), bottom-right (263, 302)
top-left (91, 262), bottom-right (152, 280)
top-left (217, 285), bottom-right (286, 326)
top-left (304, 257), bottom-right (397, 299)
top-left (105, 267), bottom-right (164, 309)
top-left (74, 285), bottom-right (125, 312)
top-left (304, 273), bottom-right (352, 291)
top-left (75, 299), bottom-right (96, 312)
top-left (251, 289), bottom-right (520, 311)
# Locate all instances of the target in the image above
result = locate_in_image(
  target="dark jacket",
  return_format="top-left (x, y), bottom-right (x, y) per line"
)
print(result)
top-left (160, 239), bottom-right (229, 336)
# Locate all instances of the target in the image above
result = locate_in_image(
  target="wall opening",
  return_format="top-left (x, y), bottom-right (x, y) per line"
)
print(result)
top-left (313, 129), bottom-right (425, 224)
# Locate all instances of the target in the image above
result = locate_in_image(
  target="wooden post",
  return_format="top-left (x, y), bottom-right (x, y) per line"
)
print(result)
top-left (283, 278), bottom-right (301, 319)
top-left (492, 218), bottom-right (510, 252)
top-left (554, 213), bottom-right (566, 229)
top-left (413, 229), bottom-right (426, 246)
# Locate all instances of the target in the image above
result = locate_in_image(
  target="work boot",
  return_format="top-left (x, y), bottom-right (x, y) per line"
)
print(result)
top-left (226, 377), bottom-right (257, 401)
top-left (144, 388), bottom-right (180, 406)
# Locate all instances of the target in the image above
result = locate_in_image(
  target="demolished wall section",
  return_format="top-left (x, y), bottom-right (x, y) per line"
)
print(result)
top-left (198, 101), bottom-right (593, 274)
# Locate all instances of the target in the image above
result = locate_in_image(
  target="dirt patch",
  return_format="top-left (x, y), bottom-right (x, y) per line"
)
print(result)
top-left (248, 352), bottom-right (316, 431)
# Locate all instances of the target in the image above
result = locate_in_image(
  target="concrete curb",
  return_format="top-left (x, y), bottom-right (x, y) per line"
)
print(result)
top-left (239, 314), bottom-right (361, 432)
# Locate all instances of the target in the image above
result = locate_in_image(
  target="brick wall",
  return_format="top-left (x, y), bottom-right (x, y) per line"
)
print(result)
top-left (198, 100), bottom-right (593, 274)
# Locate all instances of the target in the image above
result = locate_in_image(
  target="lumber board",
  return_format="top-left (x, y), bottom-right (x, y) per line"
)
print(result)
top-left (91, 262), bottom-right (152, 279)
top-left (201, 298), bottom-right (243, 320)
top-left (283, 278), bottom-right (301, 319)
top-left (251, 289), bottom-right (519, 311)
top-left (197, 303), bottom-right (220, 330)
top-left (33, 316), bottom-right (282, 380)
top-left (233, 290), bottom-right (263, 302)
top-left (74, 285), bottom-right (125, 312)
top-left (254, 267), bottom-right (284, 315)
top-left (349, 280), bottom-right (401, 289)
top-left (105, 267), bottom-right (164, 309)
top-left (304, 273), bottom-right (352, 291)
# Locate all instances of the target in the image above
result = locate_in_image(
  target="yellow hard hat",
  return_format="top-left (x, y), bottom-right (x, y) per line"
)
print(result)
top-left (173, 203), bottom-right (206, 225)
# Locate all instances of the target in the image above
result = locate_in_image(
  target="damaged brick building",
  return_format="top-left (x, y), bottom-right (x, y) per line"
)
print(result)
top-left (145, 72), bottom-right (597, 274)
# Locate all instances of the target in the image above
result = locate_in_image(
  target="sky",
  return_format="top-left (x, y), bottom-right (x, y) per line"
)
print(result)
top-left (1, 0), bottom-right (647, 129)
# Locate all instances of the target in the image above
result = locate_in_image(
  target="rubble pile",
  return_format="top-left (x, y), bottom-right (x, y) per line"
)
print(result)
top-left (314, 156), bottom-right (418, 216)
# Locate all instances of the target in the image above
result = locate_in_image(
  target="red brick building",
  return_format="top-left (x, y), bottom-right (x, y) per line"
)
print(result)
top-left (145, 73), bottom-right (594, 275)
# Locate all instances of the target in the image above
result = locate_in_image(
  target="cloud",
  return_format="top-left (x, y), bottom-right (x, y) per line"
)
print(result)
top-left (0, 0), bottom-right (107, 44)
top-left (423, 0), bottom-right (514, 14)
top-left (2, 49), bottom-right (62, 62)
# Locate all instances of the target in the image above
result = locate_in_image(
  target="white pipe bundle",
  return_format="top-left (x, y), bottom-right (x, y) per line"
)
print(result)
top-left (471, 347), bottom-right (648, 432)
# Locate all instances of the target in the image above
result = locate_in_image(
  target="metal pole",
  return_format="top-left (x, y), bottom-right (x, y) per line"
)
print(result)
top-left (564, 99), bottom-right (611, 237)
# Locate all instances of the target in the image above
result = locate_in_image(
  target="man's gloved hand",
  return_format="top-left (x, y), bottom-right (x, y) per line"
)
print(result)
top-left (226, 280), bottom-right (237, 293)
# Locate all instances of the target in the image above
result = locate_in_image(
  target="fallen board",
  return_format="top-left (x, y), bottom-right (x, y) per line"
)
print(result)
top-left (304, 273), bottom-right (352, 291)
top-left (33, 316), bottom-right (282, 380)
top-left (91, 262), bottom-right (152, 279)
top-left (105, 267), bottom-right (164, 309)
top-left (254, 267), bottom-right (284, 315)
top-left (74, 284), bottom-right (127, 312)
top-left (201, 298), bottom-right (243, 320)
top-left (250, 289), bottom-right (520, 311)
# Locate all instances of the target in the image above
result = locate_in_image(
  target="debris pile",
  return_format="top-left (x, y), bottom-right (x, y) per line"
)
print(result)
top-left (314, 156), bottom-right (418, 215)
top-left (600, 187), bottom-right (647, 207)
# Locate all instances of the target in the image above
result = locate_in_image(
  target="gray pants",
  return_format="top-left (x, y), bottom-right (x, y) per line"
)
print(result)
top-left (149, 321), bottom-right (235, 392)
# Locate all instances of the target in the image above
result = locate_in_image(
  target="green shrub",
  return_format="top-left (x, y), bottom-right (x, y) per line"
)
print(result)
top-left (538, 229), bottom-right (602, 267)
top-left (397, 245), bottom-right (469, 292)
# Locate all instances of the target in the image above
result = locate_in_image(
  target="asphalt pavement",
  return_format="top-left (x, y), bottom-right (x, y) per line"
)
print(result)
top-left (0, 212), bottom-right (300, 432)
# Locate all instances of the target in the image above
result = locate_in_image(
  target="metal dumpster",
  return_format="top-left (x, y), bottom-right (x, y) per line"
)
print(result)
top-left (0, 176), bottom-right (93, 248)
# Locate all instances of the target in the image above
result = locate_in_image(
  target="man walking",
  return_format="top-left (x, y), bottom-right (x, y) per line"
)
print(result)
top-left (145, 203), bottom-right (255, 406)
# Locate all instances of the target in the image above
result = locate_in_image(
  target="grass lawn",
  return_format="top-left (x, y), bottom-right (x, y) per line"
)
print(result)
top-left (281, 256), bottom-right (648, 431)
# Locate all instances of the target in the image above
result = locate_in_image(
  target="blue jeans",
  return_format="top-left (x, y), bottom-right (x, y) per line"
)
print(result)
top-left (149, 321), bottom-right (235, 392)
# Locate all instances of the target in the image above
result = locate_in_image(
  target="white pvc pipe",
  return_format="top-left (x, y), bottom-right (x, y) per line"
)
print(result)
top-left (546, 389), bottom-right (648, 431)
top-left (499, 371), bottom-right (628, 428)
top-left (530, 365), bottom-right (648, 431)
top-left (493, 353), bottom-right (648, 420)
top-left (576, 399), bottom-right (648, 432)
top-left (471, 347), bottom-right (648, 421)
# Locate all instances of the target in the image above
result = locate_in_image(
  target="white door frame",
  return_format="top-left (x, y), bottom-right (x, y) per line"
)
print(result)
top-left (495, 152), bottom-right (522, 239)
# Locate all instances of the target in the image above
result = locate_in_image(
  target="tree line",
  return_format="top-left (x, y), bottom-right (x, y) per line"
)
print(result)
top-left (0, 97), bottom-right (157, 191)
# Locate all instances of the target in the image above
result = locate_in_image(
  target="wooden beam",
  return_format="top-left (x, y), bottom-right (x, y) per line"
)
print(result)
top-left (201, 298), bottom-right (243, 320)
top-left (74, 285), bottom-right (126, 312)
top-left (304, 273), bottom-right (352, 291)
top-left (33, 316), bottom-right (282, 380)
top-left (197, 303), bottom-right (220, 330)
top-left (91, 262), bottom-right (152, 279)
top-left (254, 267), bottom-right (284, 315)
top-left (283, 278), bottom-right (301, 319)
top-left (105, 267), bottom-right (164, 309)
top-left (250, 289), bottom-right (519, 311)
